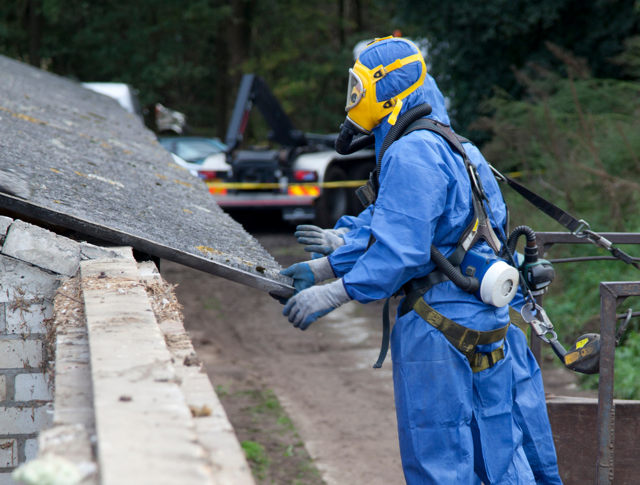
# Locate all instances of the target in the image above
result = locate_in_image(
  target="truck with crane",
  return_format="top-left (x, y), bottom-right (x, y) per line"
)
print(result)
top-left (195, 74), bottom-right (375, 227)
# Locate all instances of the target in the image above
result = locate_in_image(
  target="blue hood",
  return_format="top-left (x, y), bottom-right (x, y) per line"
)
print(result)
top-left (357, 38), bottom-right (451, 158)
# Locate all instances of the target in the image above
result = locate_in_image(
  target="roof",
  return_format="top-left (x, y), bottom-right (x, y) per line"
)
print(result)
top-left (0, 55), bottom-right (293, 297)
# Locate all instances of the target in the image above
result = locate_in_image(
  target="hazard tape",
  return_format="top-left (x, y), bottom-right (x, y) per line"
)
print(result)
top-left (205, 180), bottom-right (367, 190)
top-left (205, 171), bottom-right (528, 192)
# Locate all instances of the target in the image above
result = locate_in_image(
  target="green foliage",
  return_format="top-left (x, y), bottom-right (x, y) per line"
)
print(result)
top-left (241, 440), bottom-right (271, 479)
top-left (580, 327), bottom-right (640, 399)
top-left (478, 44), bottom-right (640, 397)
top-left (0, 0), bottom-right (397, 138)
top-left (394, 0), bottom-right (640, 135)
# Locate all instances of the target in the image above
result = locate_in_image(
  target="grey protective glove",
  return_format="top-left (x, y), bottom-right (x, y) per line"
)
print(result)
top-left (282, 279), bottom-right (351, 330)
top-left (295, 225), bottom-right (349, 256)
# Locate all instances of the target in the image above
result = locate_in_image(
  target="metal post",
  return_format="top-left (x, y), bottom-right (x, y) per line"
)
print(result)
top-left (597, 284), bottom-right (618, 485)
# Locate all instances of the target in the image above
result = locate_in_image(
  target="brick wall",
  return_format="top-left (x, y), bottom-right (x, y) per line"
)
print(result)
top-left (0, 217), bottom-right (116, 483)
top-left (0, 219), bottom-right (255, 485)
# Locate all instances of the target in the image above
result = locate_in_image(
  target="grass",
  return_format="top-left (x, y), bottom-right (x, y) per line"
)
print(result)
top-left (220, 388), bottom-right (325, 484)
top-left (241, 440), bottom-right (271, 480)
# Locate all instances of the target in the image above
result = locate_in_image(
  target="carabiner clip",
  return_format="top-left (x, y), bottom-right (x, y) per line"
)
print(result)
top-left (521, 302), bottom-right (558, 343)
top-left (489, 165), bottom-right (508, 183)
top-left (572, 219), bottom-right (590, 238)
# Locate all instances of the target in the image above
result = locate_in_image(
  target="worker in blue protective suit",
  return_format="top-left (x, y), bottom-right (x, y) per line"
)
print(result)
top-left (296, 211), bottom-right (562, 484)
top-left (280, 37), bottom-right (543, 484)
top-left (290, 72), bottom-right (562, 485)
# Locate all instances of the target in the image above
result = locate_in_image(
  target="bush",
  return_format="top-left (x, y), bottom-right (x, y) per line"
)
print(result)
top-left (476, 42), bottom-right (640, 397)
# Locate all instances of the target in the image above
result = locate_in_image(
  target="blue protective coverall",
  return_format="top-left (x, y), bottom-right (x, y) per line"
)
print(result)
top-left (330, 70), bottom-right (561, 484)
top-left (328, 39), bottom-right (539, 484)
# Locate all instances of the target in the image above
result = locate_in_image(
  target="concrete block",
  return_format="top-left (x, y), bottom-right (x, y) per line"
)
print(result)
top-left (0, 217), bottom-right (12, 242)
top-left (24, 439), bottom-right (37, 461)
top-left (81, 257), bottom-right (214, 485)
top-left (137, 261), bottom-right (161, 283)
top-left (0, 375), bottom-right (5, 401)
top-left (0, 340), bottom-right (42, 369)
top-left (6, 300), bottom-right (53, 335)
top-left (0, 406), bottom-right (52, 434)
top-left (15, 374), bottom-right (52, 401)
top-left (1, 221), bottom-right (80, 276)
top-left (79, 242), bottom-right (122, 261)
top-left (0, 439), bottom-right (17, 467)
top-left (0, 255), bottom-right (61, 303)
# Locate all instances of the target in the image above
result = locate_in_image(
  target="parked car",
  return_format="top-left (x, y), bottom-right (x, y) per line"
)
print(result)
top-left (165, 147), bottom-right (232, 196)
top-left (159, 137), bottom-right (227, 165)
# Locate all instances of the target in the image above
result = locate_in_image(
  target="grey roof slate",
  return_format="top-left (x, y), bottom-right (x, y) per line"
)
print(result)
top-left (0, 55), bottom-right (293, 297)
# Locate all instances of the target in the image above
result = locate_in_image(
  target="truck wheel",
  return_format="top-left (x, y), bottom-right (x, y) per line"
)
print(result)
top-left (315, 165), bottom-right (348, 228)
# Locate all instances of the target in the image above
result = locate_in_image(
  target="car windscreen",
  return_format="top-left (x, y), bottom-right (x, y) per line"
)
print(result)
top-left (175, 140), bottom-right (222, 162)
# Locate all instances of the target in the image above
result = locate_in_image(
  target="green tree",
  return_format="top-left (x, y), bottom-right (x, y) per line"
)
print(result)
top-left (395, 0), bottom-right (640, 136)
top-left (0, 0), bottom-right (397, 138)
top-left (477, 44), bottom-right (640, 397)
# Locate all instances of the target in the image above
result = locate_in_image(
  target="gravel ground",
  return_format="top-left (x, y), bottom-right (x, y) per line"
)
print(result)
top-left (161, 226), bottom-right (596, 485)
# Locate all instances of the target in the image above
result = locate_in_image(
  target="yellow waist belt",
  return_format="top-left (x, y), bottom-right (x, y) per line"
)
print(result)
top-left (412, 298), bottom-right (509, 373)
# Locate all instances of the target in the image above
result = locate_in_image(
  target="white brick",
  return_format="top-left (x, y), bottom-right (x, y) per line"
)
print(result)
top-left (0, 256), bottom-right (60, 303)
top-left (0, 406), bottom-right (52, 434)
top-left (14, 374), bottom-right (51, 401)
top-left (6, 300), bottom-right (53, 335)
top-left (1, 221), bottom-right (80, 276)
top-left (0, 217), bottom-right (12, 241)
top-left (24, 439), bottom-right (37, 461)
top-left (0, 439), bottom-right (17, 467)
top-left (0, 473), bottom-right (16, 485)
top-left (0, 375), bottom-right (5, 401)
top-left (0, 340), bottom-right (42, 368)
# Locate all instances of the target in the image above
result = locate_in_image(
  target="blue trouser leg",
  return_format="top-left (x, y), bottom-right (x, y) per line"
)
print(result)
top-left (391, 311), bottom-right (536, 484)
top-left (507, 326), bottom-right (563, 484)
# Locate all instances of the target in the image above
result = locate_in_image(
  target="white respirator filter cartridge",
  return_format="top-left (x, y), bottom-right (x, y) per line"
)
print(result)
top-left (479, 261), bottom-right (519, 307)
top-left (460, 251), bottom-right (519, 307)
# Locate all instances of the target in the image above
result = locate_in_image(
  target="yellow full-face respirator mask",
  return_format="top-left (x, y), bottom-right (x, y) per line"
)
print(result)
top-left (344, 37), bottom-right (427, 136)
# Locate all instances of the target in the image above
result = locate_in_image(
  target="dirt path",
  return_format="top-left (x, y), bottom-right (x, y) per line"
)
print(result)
top-left (161, 232), bottom-right (595, 485)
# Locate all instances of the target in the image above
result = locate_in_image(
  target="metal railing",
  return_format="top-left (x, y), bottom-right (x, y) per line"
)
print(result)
top-left (533, 232), bottom-right (640, 485)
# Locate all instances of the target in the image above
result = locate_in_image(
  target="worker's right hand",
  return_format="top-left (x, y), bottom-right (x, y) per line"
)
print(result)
top-left (280, 262), bottom-right (316, 295)
top-left (279, 258), bottom-right (336, 300)
top-left (295, 225), bottom-right (347, 256)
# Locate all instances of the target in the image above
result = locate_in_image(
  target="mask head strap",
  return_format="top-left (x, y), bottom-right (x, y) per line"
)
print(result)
top-left (371, 53), bottom-right (424, 83)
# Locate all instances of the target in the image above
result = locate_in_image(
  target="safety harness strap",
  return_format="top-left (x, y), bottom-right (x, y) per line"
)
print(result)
top-left (370, 119), bottom-right (505, 368)
top-left (412, 298), bottom-right (509, 367)
top-left (403, 119), bottom-right (503, 255)
top-left (400, 269), bottom-right (450, 317)
top-left (469, 344), bottom-right (505, 373)
top-left (496, 171), bottom-right (583, 233)
top-left (373, 297), bottom-right (392, 368)
top-left (509, 307), bottom-right (529, 334)
top-left (455, 134), bottom-right (474, 145)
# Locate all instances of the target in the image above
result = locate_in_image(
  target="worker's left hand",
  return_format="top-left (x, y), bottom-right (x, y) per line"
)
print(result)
top-left (295, 225), bottom-right (349, 256)
top-left (282, 279), bottom-right (351, 330)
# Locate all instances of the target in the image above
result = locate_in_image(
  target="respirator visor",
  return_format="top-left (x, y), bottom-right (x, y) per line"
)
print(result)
top-left (346, 69), bottom-right (365, 112)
